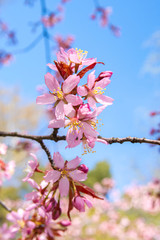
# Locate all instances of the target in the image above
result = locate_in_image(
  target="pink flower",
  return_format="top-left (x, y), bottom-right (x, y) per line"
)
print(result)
top-left (77, 70), bottom-right (113, 109)
top-left (44, 152), bottom-right (87, 197)
top-left (0, 51), bottom-right (12, 66)
top-left (48, 47), bottom-right (97, 79)
top-left (72, 196), bottom-right (93, 212)
top-left (7, 209), bottom-right (35, 236)
top-left (0, 223), bottom-right (15, 240)
top-left (23, 153), bottom-right (41, 182)
top-left (36, 73), bottom-right (82, 119)
top-left (110, 25), bottom-right (121, 37)
top-left (0, 160), bottom-right (15, 186)
top-left (65, 104), bottom-right (106, 148)
top-left (0, 143), bottom-right (7, 155)
top-left (55, 34), bottom-right (74, 50)
top-left (41, 13), bottom-right (62, 28)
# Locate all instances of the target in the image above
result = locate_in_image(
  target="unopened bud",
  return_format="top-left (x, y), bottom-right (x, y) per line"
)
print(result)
top-left (78, 164), bottom-right (89, 173)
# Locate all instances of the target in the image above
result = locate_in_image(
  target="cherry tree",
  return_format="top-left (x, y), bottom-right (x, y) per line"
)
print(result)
top-left (0, 0), bottom-right (160, 239)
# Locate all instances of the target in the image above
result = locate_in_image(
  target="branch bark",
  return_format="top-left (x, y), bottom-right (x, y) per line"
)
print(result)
top-left (98, 136), bottom-right (160, 145)
top-left (0, 200), bottom-right (11, 212)
top-left (0, 130), bottom-right (160, 145)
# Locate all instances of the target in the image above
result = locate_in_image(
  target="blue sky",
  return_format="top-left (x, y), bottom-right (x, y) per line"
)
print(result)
top-left (1, 0), bottom-right (160, 190)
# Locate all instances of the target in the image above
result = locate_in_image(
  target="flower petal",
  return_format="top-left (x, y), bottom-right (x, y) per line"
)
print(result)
top-left (45, 72), bottom-right (60, 92)
top-left (77, 86), bottom-right (88, 96)
top-left (48, 119), bottom-right (65, 128)
top-left (66, 128), bottom-right (82, 148)
top-left (44, 170), bottom-right (61, 183)
top-left (63, 75), bottom-right (80, 94)
top-left (53, 152), bottom-right (65, 169)
top-left (26, 178), bottom-right (39, 189)
top-left (59, 177), bottom-right (69, 197)
top-left (95, 94), bottom-right (113, 106)
top-left (67, 156), bottom-right (81, 169)
top-left (69, 170), bottom-right (87, 181)
top-left (55, 101), bottom-right (64, 120)
top-left (47, 63), bottom-right (57, 71)
top-left (95, 77), bottom-right (111, 89)
top-left (87, 70), bottom-right (95, 89)
top-left (65, 94), bottom-right (83, 106)
top-left (36, 93), bottom-right (56, 105)
top-left (83, 122), bottom-right (98, 138)
top-left (88, 96), bottom-right (96, 109)
top-left (64, 103), bottom-right (76, 118)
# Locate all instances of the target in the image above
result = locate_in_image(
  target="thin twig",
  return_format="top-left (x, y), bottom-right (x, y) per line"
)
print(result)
top-left (0, 200), bottom-right (11, 212)
top-left (12, 34), bottom-right (43, 54)
top-left (38, 140), bottom-right (54, 168)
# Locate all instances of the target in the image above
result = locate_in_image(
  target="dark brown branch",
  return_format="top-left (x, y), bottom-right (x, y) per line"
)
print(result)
top-left (38, 140), bottom-right (54, 168)
top-left (0, 130), bottom-right (65, 168)
top-left (1, 131), bottom-right (160, 149)
top-left (0, 131), bottom-right (66, 141)
top-left (98, 136), bottom-right (160, 145)
top-left (0, 200), bottom-right (11, 212)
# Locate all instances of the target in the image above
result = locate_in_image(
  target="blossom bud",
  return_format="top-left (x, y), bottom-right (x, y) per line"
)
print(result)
top-left (97, 71), bottom-right (113, 81)
top-left (73, 196), bottom-right (85, 212)
top-left (45, 198), bottom-right (56, 212)
top-left (78, 164), bottom-right (89, 173)
top-left (52, 204), bottom-right (62, 220)
top-left (59, 220), bottom-right (71, 227)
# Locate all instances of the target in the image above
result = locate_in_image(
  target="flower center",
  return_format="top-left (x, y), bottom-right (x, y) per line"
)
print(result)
top-left (75, 48), bottom-right (88, 61)
top-left (66, 118), bottom-right (83, 132)
top-left (82, 141), bottom-right (96, 155)
top-left (92, 86), bottom-right (106, 95)
top-left (61, 169), bottom-right (68, 177)
top-left (51, 87), bottom-right (63, 100)
top-left (17, 220), bottom-right (25, 228)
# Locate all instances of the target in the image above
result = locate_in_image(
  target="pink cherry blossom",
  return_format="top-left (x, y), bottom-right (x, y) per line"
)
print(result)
top-left (77, 70), bottom-right (113, 109)
top-left (23, 153), bottom-right (41, 182)
top-left (36, 73), bottom-right (82, 119)
top-left (41, 13), bottom-right (62, 28)
top-left (0, 160), bottom-right (15, 186)
top-left (0, 143), bottom-right (7, 155)
top-left (44, 152), bottom-right (87, 197)
top-left (47, 47), bottom-right (97, 79)
top-left (72, 196), bottom-right (93, 212)
top-left (55, 34), bottom-right (74, 50)
top-left (0, 223), bottom-right (15, 240)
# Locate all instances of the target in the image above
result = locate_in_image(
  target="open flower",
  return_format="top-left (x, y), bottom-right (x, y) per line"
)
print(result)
top-left (36, 73), bottom-right (82, 119)
top-left (77, 70), bottom-right (113, 109)
top-left (48, 47), bottom-right (97, 79)
top-left (44, 152), bottom-right (87, 197)
top-left (23, 153), bottom-right (41, 182)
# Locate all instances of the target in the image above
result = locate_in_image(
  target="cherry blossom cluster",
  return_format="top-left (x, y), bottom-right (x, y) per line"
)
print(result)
top-left (0, 20), bottom-right (17, 45)
top-left (63, 178), bottom-right (160, 240)
top-left (116, 179), bottom-right (160, 213)
top-left (54, 35), bottom-right (74, 51)
top-left (1, 152), bottom-right (102, 239)
top-left (0, 143), bottom-right (15, 187)
top-left (91, 6), bottom-right (121, 37)
top-left (42, 12), bottom-right (62, 28)
top-left (36, 47), bottom-right (113, 153)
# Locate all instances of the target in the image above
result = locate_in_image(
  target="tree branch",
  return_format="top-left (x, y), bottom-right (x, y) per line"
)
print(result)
top-left (38, 139), bottom-right (54, 168)
top-left (98, 136), bottom-right (160, 146)
top-left (12, 34), bottom-right (43, 54)
top-left (0, 200), bottom-right (11, 212)
top-left (0, 131), bottom-right (160, 146)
